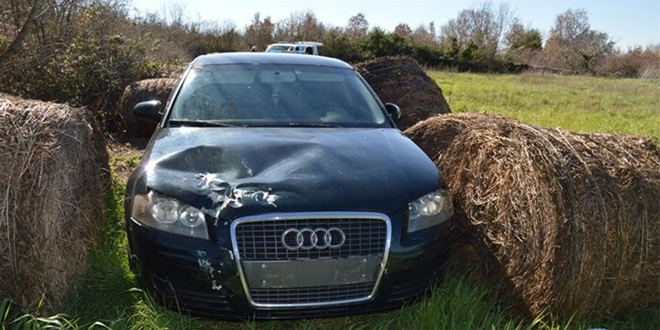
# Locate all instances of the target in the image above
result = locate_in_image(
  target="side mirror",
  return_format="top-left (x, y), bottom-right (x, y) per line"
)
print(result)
top-left (133, 100), bottom-right (163, 122)
top-left (385, 103), bottom-right (401, 120)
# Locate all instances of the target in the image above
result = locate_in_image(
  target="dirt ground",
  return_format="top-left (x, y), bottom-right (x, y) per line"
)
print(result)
top-left (106, 134), bottom-right (148, 183)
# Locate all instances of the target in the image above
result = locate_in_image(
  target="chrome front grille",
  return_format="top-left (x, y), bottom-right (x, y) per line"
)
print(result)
top-left (235, 217), bottom-right (387, 261)
top-left (230, 212), bottom-right (391, 308)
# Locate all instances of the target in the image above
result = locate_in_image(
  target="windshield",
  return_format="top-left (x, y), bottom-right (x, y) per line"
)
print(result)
top-left (169, 63), bottom-right (390, 128)
top-left (265, 45), bottom-right (293, 53)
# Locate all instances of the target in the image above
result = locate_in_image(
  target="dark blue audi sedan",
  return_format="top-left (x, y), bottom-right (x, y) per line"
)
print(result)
top-left (124, 52), bottom-right (453, 320)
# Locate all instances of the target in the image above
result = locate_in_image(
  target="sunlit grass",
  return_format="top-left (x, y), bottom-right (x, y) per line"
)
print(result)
top-left (429, 71), bottom-right (659, 139)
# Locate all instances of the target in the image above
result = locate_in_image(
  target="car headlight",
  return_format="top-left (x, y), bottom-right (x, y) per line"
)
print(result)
top-left (131, 191), bottom-right (209, 239)
top-left (408, 190), bottom-right (453, 233)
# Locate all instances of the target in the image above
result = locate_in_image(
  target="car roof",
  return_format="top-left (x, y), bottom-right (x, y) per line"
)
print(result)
top-left (192, 52), bottom-right (352, 69)
top-left (267, 43), bottom-right (295, 47)
top-left (295, 41), bottom-right (323, 47)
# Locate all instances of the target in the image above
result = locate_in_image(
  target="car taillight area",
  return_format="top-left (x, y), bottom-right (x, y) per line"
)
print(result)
top-left (230, 212), bottom-right (391, 308)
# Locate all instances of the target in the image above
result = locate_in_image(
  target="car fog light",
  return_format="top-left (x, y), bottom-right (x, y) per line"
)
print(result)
top-left (408, 190), bottom-right (453, 233)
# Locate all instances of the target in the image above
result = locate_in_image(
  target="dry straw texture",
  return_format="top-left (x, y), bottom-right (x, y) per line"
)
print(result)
top-left (0, 94), bottom-right (109, 313)
top-left (117, 78), bottom-right (176, 137)
top-left (405, 113), bottom-right (659, 318)
top-left (355, 56), bottom-right (451, 130)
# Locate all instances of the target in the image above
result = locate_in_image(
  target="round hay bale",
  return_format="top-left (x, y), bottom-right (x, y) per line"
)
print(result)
top-left (0, 94), bottom-right (109, 314)
top-left (405, 113), bottom-right (659, 319)
top-left (117, 78), bottom-right (176, 137)
top-left (354, 56), bottom-right (451, 130)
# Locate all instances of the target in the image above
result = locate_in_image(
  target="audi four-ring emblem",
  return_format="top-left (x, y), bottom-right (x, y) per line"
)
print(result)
top-left (281, 227), bottom-right (346, 250)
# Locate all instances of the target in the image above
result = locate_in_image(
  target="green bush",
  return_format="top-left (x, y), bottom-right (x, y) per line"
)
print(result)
top-left (0, 1), bottom-right (165, 132)
top-left (47, 34), bottom-right (159, 128)
top-left (0, 33), bottom-right (160, 131)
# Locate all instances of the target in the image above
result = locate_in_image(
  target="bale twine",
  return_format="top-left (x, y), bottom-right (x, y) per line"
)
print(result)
top-left (117, 78), bottom-right (176, 137)
top-left (405, 113), bottom-right (659, 318)
top-left (354, 56), bottom-right (451, 130)
top-left (0, 94), bottom-right (109, 314)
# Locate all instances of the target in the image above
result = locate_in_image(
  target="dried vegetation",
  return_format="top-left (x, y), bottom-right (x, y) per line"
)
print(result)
top-left (0, 94), bottom-right (109, 313)
top-left (405, 113), bottom-right (659, 318)
top-left (355, 56), bottom-right (451, 130)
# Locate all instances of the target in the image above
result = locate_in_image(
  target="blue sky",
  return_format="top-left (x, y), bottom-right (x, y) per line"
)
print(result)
top-left (129, 0), bottom-right (659, 50)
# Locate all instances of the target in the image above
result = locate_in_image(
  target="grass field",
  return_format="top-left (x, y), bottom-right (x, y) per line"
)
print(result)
top-left (429, 71), bottom-right (659, 139)
top-left (2, 72), bottom-right (658, 329)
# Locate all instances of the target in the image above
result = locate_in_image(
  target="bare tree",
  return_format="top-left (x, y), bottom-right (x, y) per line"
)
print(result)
top-left (160, 0), bottom-right (188, 28)
top-left (411, 22), bottom-right (437, 45)
top-left (439, 1), bottom-right (518, 60)
top-left (0, 0), bottom-right (43, 68)
top-left (548, 9), bottom-right (589, 43)
top-left (346, 12), bottom-right (368, 40)
top-left (545, 9), bottom-right (614, 72)
top-left (244, 12), bottom-right (274, 51)
top-left (393, 23), bottom-right (412, 37)
top-left (274, 10), bottom-right (325, 42)
top-left (216, 21), bottom-right (241, 51)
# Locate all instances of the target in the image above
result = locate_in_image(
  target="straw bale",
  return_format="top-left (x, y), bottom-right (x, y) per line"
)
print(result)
top-left (117, 78), bottom-right (176, 137)
top-left (405, 113), bottom-right (659, 318)
top-left (355, 56), bottom-right (451, 130)
top-left (0, 94), bottom-right (109, 313)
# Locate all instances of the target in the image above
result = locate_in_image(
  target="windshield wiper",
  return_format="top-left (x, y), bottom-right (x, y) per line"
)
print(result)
top-left (168, 120), bottom-right (237, 128)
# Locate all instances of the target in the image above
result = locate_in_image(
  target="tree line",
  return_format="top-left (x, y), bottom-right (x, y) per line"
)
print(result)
top-left (0, 0), bottom-right (658, 131)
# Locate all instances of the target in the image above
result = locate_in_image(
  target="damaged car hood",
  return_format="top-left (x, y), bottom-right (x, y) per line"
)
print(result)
top-left (133, 127), bottom-right (439, 219)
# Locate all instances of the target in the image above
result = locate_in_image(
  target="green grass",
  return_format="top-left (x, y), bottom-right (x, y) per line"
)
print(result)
top-left (2, 72), bottom-right (658, 329)
top-left (429, 71), bottom-right (659, 139)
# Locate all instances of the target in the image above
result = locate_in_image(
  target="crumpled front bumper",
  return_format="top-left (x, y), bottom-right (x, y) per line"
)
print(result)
top-left (126, 210), bottom-right (452, 320)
